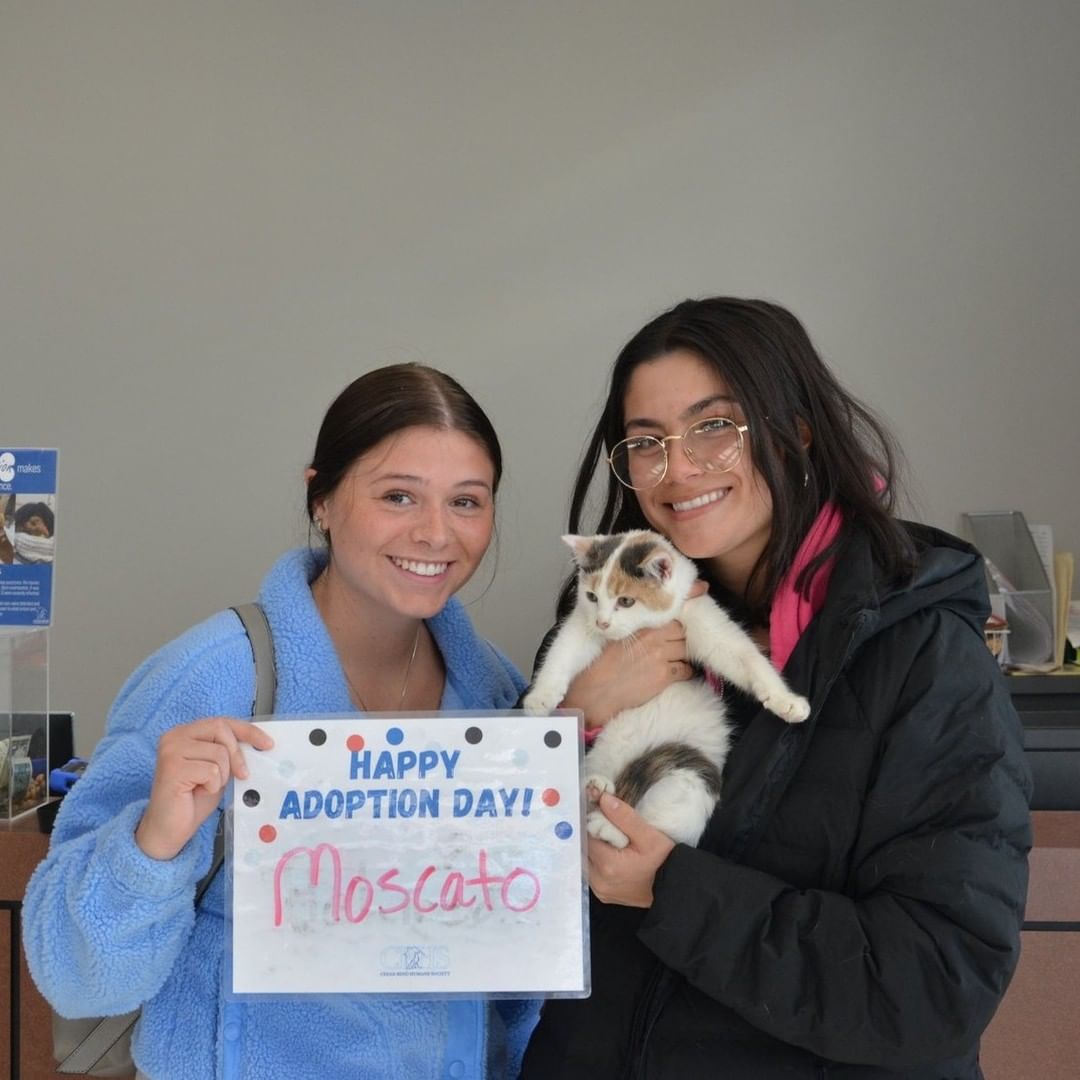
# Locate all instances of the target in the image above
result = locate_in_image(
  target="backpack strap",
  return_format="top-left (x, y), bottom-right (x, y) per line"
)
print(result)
top-left (231, 602), bottom-right (277, 718)
top-left (55, 603), bottom-right (275, 1075)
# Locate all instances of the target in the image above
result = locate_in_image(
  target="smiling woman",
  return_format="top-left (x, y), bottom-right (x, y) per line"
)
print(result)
top-left (306, 381), bottom-right (500, 711)
top-left (302, 368), bottom-right (504, 716)
top-left (24, 363), bottom-right (539, 1080)
top-left (618, 352), bottom-right (774, 597)
top-left (521, 298), bottom-right (1032, 1080)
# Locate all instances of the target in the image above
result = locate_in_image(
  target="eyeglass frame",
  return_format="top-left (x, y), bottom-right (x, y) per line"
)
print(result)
top-left (607, 416), bottom-right (750, 490)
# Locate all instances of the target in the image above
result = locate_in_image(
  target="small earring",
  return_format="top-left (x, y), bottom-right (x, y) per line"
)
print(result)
top-left (803, 470), bottom-right (810, 488)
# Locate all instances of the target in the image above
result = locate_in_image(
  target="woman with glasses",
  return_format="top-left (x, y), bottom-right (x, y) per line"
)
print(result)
top-left (521, 298), bottom-right (1030, 1079)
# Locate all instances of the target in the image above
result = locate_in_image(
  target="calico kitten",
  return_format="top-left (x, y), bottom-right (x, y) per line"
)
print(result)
top-left (523, 530), bottom-right (810, 848)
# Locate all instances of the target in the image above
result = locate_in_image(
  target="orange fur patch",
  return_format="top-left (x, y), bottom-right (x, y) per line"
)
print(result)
top-left (604, 547), bottom-right (671, 612)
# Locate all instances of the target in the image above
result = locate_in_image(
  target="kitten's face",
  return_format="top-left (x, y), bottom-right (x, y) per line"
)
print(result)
top-left (565, 531), bottom-right (689, 640)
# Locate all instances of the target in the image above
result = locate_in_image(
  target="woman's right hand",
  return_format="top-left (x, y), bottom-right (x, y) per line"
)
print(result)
top-left (563, 620), bottom-right (694, 733)
top-left (135, 718), bottom-right (274, 861)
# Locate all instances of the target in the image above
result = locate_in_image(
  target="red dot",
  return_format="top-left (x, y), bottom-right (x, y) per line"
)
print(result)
top-left (542, 788), bottom-right (560, 807)
top-left (258, 825), bottom-right (277, 843)
top-left (347, 734), bottom-right (365, 752)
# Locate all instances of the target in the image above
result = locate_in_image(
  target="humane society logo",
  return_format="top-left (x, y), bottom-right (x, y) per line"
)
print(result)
top-left (379, 944), bottom-right (451, 977)
top-left (0, 448), bottom-right (53, 492)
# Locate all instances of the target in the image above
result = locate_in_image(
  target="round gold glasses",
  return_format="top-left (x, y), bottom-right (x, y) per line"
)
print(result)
top-left (608, 416), bottom-right (748, 490)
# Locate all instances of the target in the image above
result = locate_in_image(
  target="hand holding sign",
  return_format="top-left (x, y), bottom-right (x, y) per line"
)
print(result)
top-left (136, 718), bottom-right (274, 861)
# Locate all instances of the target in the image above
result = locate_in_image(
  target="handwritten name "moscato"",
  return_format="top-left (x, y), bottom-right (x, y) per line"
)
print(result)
top-left (273, 844), bottom-right (541, 926)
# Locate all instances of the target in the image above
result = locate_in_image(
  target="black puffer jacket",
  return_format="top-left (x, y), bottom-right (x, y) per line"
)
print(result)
top-left (522, 524), bottom-right (1031, 1079)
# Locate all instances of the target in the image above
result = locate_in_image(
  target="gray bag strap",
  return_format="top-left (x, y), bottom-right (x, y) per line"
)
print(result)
top-left (231, 602), bottom-right (277, 718)
top-left (55, 603), bottom-right (275, 1075)
top-left (55, 1008), bottom-right (140, 1076)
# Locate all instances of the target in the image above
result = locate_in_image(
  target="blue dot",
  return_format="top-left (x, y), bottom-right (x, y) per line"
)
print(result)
top-left (386, 727), bottom-right (404, 746)
top-left (512, 749), bottom-right (528, 767)
top-left (554, 821), bottom-right (573, 840)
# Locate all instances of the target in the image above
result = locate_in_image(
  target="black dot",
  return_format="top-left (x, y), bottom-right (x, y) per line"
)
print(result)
top-left (465, 726), bottom-right (483, 745)
top-left (544, 730), bottom-right (562, 748)
top-left (242, 789), bottom-right (261, 808)
top-left (309, 729), bottom-right (327, 746)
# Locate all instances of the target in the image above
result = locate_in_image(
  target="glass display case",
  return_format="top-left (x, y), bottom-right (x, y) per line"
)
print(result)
top-left (0, 628), bottom-right (49, 822)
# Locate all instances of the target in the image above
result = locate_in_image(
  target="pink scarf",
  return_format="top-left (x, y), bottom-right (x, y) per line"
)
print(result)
top-left (769, 502), bottom-right (843, 672)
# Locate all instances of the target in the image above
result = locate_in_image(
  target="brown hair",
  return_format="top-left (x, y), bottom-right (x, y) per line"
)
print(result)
top-left (306, 363), bottom-right (503, 532)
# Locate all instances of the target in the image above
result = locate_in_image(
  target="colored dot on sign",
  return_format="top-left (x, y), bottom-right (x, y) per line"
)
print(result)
top-left (347, 734), bottom-right (365, 752)
top-left (544, 730), bottom-right (562, 748)
top-left (309, 729), bottom-right (327, 747)
top-left (465, 726), bottom-right (483, 745)
top-left (242, 789), bottom-right (261, 808)
top-left (259, 825), bottom-right (277, 843)
top-left (554, 821), bottom-right (573, 840)
top-left (542, 788), bottom-right (560, 807)
top-left (386, 727), bottom-right (404, 746)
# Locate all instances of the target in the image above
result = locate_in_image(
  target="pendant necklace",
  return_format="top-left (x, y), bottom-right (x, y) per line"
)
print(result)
top-left (344, 624), bottom-right (422, 712)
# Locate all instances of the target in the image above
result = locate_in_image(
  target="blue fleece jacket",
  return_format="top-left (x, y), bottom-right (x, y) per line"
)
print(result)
top-left (24, 549), bottom-right (538, 1079)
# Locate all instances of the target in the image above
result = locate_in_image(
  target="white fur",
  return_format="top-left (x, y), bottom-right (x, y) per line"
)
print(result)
top-left (523, 530), bottom-right (810, 848)
top-left (583, 679), bottom-right (731, 847)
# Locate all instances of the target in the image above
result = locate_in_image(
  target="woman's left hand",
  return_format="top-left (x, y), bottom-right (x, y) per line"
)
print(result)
top-left (587, 792), bottom-right (676, 908)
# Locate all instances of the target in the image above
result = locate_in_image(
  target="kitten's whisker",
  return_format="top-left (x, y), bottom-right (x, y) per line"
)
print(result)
top-left (621, 632), bottom-right (644, 662)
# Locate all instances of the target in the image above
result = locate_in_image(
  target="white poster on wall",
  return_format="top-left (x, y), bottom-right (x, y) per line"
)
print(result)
top-left (230, 712), bottom-right (588, 997)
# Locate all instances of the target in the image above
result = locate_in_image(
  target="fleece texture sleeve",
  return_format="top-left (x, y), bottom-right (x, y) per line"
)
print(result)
top-left (23, 610), bottom-right (254, 1018)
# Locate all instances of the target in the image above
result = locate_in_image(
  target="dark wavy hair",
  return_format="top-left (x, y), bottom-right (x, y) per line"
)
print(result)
top-left (307, 363), bottom-right (503, 538)
top-left (566, 297), bottom-right (915, 623)
top-left (14, 501), bottom-right (55, 537)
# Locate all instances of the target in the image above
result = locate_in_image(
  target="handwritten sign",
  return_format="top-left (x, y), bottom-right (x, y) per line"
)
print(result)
top-left (230, 713), bottom-right (588, 996)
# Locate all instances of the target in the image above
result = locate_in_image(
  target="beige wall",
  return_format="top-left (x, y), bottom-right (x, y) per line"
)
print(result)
top-left (3, 1), bottom-right (1077, 751)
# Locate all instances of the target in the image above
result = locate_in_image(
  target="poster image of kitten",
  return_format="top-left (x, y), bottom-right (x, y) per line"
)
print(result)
top-left (524, 531), bottom-right (810, 848)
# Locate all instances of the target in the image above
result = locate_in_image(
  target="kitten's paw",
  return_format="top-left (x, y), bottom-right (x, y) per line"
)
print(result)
top-left (584, 774), bottom-right (614, 803)
top-left (522, 684), bottom-right (562, 716)
top-left (587, 809), bottom-right (629, 849)
top-left (763, 690), bottom-right (811, 723)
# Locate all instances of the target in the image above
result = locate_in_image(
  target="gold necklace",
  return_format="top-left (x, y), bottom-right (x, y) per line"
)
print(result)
top-left (344, 624), bottom-right (422, 712)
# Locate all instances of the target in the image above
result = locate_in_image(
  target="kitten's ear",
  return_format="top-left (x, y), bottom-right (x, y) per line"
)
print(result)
top-left (642, 549), bottom-right (674, 583)
top-left (561, 534), bottom-right (595, 567)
